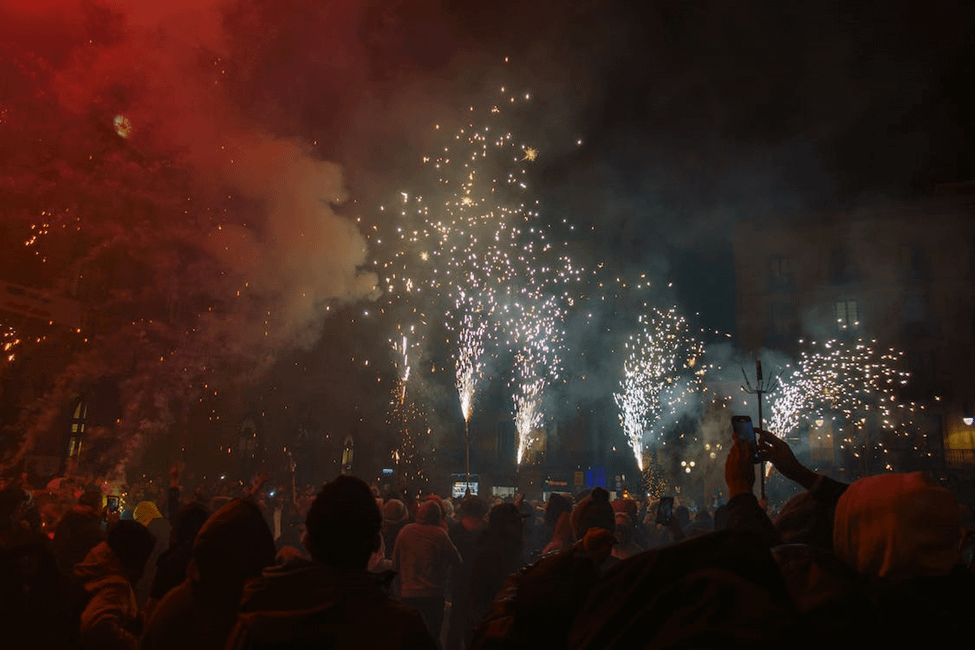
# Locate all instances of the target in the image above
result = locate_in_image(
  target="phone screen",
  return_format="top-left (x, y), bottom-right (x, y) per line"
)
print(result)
top-left (106, 495), bottom-right (120, 513)
top-left (655, 496), bottom-right (674, 525)
top-left (731, 416), bottom-right (760, 462)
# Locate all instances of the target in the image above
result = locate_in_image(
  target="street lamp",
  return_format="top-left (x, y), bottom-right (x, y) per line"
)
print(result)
top-left (963, 402), bottom-right (973, 426)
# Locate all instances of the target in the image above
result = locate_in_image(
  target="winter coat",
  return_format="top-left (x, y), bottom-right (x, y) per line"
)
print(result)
top-left (73, 541), bottom-right (141, 650)
top-left (53, 504), bottom-right (105, 576)
top-left (392, 505), bottom-right (463, 599)
top-left (141, 498), bottom-right (276, 650)
top-left (567, 531), bottom-right (803, 650)
top-left (225, 549), bottom-right (437, 650)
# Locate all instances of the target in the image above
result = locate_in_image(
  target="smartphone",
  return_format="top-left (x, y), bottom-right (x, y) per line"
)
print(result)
top-left (731, 415), bottom-right (760, 463)
top-left (106, 495), bottom-right (121, 513)
top-left (655, 496), bottom-right (674, 525)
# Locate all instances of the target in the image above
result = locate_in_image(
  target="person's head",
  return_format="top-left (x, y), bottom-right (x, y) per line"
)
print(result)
top-left (459, 495), bottom-right (489, 521)
top-left (488, 503), bottom-right (526, 542)
top-left (192, 499), bottom-right (275, 591)
top-left (415, 499), bottom-right (442, 526)
top-left (382, 499), bottom-right (408, 526)
top-left (107, 520), bottom-right (157, 585)
top-left (614, 512), bottom-right (634, 546)
top-left (133, 500), bottom-right (163, 526)
top-left (833, 471), bottom-right (961, 578)
top-left (78, 490), bottom-right (102, 511)
top-left (570, 487), bottom-right (615, 540)
top-left (305, 475), bottom-right (382, 569)
top-left (171, 502), bottom-right (210, 547)
top-left (545, 493), bottom-right (572, 530)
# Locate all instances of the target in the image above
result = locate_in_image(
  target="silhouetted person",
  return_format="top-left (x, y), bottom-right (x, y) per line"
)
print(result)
top-left (141, 499), bottom-right (275, 650)
top-left (225, 475), bottom-right (436, 649)
top-left (74, 520), bottom-right (156, 650)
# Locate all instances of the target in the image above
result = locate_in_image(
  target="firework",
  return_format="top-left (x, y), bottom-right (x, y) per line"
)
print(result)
top-left (504, 294), bottom-right (564, 464)
top-left (613, 306), bottom-right (706, 471)
top-left (768, 338), bottom-right (913, 436)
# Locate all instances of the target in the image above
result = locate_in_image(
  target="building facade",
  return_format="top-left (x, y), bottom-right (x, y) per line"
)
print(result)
top-left (732, 187), bottom-right (975, 479)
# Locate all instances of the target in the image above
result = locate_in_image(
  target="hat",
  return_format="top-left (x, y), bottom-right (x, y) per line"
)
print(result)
top-left (833, 472), bottom-right (960, 578)
top-left (133, 500), bottom-right (163, 526)
top-left (570, 486), bottom-right (615, 539)
top-left (383, 499), bottom-right (408, 524)
top-left (459, 495), bottom-right (489, 519)
top-left (416, 499), bottom-right (442, 525)
top-left (489, 503), bottom-right (529, 530)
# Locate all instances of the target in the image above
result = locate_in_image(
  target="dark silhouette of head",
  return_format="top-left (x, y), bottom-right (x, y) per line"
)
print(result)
top-left (305, 475), bottom-right (382, 569)
top-left (107, 520), bottom-right (157, 584)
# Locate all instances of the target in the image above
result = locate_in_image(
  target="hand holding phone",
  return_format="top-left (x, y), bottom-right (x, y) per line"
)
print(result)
top-left (106, 495), bottom-right (121, 513)
top-left (731, 416), bottom-right (760, 463)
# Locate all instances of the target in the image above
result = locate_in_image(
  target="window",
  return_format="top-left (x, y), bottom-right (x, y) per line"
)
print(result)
top-left (68, 397), bottom-right (88, 458)
top-left (835, 300), bottom-right (859, 331)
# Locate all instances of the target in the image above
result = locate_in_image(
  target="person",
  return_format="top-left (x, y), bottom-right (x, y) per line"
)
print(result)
top-left (53, 489), bottom-right (105, 577)
top-left (383, 498), bottom-right (410, 557)
top-left (74, 520), bottom-right (157, 650)
top-left (610, 512), bottom-right (643, 561)
top-left (133, 500), bottom-right (171, 606)
top-left (1, 485), bottom-right (74, 645)
top-left (469, 503), bottom-right (527, 627)
top-left (446, 495), bottom-right (488, 650)
top-left (829, 471), bottom-right (975, 644)
top-left (392, 497), bottom-right (463, 642)
top-left (141, 498), bottom-right (276, 650)
top-left (145, 500), bottom-right (209, 615)
top-left (225, 475), bottom-right (436, 649)
top-left (469, 487), bottom-right (618, 650)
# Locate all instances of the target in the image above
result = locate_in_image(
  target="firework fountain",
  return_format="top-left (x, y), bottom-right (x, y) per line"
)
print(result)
top-left (768, 337), bottom-right (922, 472)
top-left (374, 84), bottom-right (582, 481)
top-left (503, 294), bottom-right (565, 465)
top-left (614, 306), bottom-right (706, 471)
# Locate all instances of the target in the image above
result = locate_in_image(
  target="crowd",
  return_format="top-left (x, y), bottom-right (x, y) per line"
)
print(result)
top-left (1, 428), bottom-right (973, 649)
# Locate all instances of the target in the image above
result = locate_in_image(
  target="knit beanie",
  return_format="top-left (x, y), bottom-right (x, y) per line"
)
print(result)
top-left (570, 486), bottom-right (615, 539)
top-left (383, 499), bottom-right (408, 525)
top-left (833, 471), bottom-right (960, 578)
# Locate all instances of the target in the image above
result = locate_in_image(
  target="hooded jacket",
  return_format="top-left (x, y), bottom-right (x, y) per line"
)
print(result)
top-left (141, 499), bottom-right (276, 650)
top-left (73, 541), bottom-right (140, 650)
top-left (392, 500), bottom-right (463, 599)
top-left (225, 547), bottom-right (437, 649)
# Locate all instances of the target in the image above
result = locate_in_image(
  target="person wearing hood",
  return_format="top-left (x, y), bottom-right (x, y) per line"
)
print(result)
top-left (469, 504), bottom-right (527, 631)
top-left (446, 496), bottom-right (488, 650)
top-left (469, 487), bottom-right (618, 650)
top-left (53, 489), bottom-right (105, 577)
top-left (133, 500), bottom-right (171, 607)
top-left (74, 520), bottom-right (156, 650)
top-left (383, 498), bottom-right (410, 557)
top-left (141, 498), bottom-right (276, 650)
top-left (143, 501), bottom-right (210, 622)
top-left (392, 497), bottom-right (463, 643)
top-left (224, 475), bottom-right (435, 649)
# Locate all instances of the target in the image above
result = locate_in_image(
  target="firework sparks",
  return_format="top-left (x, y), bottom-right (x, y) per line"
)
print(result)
top-left (769, 337), bottom-right (914, 437)
top-left (613, 306), bottom-right (706, 470)
top-left (113, 114), bottom-right (133, 139)
top-left (505, 294), bottom-right (564, 464)
top-left (455, 309), bottom-right (490, 422)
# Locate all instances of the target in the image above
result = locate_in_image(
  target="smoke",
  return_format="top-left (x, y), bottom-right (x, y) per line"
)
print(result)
top-left (0, 0), bottom-right (380, 471)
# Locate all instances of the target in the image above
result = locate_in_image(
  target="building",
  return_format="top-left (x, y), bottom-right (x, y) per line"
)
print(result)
top-left (732, 185), bottom-right (975, 481)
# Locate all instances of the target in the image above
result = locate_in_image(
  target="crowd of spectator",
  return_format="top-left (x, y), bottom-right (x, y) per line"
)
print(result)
top-left (1, 427), bottom-right (973, 648)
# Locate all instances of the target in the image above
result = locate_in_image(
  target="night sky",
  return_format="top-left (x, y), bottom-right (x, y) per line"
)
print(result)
top-left (1, 0), bottom-right (973, 476)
